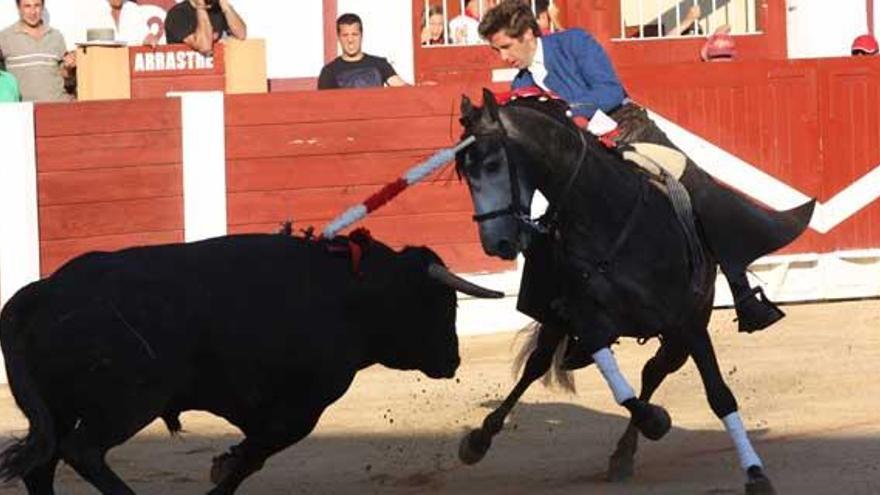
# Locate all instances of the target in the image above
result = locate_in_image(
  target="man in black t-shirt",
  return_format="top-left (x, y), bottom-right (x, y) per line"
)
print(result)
top-left (165, 0), bottom-right (247, 55)
top-left (318, 13), bottom-right (408, 90)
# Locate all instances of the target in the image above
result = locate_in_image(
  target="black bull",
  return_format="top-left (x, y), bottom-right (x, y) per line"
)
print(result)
top-left (0, 233), bottom-right (501, 494)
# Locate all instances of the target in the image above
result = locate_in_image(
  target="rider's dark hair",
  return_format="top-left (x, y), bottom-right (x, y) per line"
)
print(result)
top-left (336, 13), bottom-right (363, 34)
top-left (478, 0), bottom-right (541, 40)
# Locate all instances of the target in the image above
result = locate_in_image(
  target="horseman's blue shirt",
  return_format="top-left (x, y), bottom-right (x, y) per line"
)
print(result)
top-left (512, 29), bottom-right (627, 118)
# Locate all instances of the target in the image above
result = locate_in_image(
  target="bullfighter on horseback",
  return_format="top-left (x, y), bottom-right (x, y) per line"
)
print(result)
top-left (477, 0), bottom-right (799, 369)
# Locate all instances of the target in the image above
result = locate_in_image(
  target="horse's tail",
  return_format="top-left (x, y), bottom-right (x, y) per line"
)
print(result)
top-left (511, 322), bottom-right (576, 393)
top-left (0, 281), bottom-right (57, 482)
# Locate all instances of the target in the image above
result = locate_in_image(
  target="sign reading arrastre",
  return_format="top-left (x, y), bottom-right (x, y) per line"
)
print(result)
top-left (129, 45), bottom-right (225, 77)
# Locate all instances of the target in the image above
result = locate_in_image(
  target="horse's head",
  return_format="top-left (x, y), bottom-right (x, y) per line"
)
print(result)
top-left (457, 89), bottom-right (537, 260)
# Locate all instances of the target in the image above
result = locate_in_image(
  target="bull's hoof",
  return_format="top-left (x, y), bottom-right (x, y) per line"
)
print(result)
top-left (458, 429), bottom-right (491, 465)
top-left (633, 403), bottom-right (671, 441)
top-left (606, 451), bottom-right (634, 482)
top-left (745, 466), bottom-right (776, 495)
top-left (210, 452), bottom-right (235, 485)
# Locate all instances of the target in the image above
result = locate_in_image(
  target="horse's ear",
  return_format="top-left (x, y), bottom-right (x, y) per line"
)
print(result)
top-left (482, 88), bottom-right (501, 122)
top-left (460, 95), bottom-right (474, 118)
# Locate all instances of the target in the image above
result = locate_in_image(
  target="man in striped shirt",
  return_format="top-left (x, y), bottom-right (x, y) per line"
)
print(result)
top-left (0, 0), bottom-right (75, 102)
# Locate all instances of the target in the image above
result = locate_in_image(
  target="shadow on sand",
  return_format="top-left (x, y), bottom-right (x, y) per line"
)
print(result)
top-left (0, 399), bottom-right (877, 495)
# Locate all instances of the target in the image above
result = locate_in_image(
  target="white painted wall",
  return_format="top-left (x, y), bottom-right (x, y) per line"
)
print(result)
top-left (786, 0), bottom-right (868, 58)
top-left (336, 0), bottom-right (415, 83)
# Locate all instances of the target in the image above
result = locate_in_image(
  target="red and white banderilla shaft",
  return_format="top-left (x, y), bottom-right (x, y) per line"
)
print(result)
top-left (322, 136), bottom-right (476, 238)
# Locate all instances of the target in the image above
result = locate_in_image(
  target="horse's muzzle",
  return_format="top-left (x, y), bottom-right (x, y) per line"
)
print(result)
top-left (489, 240), bottom-right (518, 260)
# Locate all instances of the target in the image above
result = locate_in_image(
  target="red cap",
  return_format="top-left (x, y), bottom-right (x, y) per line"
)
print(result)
top-left (700, 33), bottom-right (737, 61)
top-left (851, 34), bottom-right (879, 55)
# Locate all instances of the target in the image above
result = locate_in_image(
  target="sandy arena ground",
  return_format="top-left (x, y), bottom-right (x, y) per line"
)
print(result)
top-left (0, 300), bottom-right (877, 494)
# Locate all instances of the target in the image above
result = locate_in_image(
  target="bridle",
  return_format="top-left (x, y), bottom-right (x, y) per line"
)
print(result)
top-left (465, 111), bottom-right (589, 236)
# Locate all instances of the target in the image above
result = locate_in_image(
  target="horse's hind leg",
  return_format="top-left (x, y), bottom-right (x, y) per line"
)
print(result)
top-left (608, 339), bottom-right (689, 481)
top-left (458, 321), bottom-right (565, 465)
top-left (685, 327), bottom-right (776, 495)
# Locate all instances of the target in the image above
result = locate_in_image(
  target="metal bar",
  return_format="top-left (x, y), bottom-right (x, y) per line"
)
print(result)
top-left (638, 0), bottom-right (644, 38)
top-left (443, 0), bottom-right (449, 44)
top-left (675, 1), bottom-right (682, 36)
top-left (711, 0), bottom-right (717, 33)
top-left (656, 0), bottom-right (662, 37)
top-left (424, 0), bottom-right (429, 44)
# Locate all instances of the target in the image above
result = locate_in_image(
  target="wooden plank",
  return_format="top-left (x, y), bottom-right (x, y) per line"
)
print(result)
top-left (38, 164), bottom-right (182, 206)
top-left (39, 197), bottom-right (183, 241)
top-left (41, 230), bottom-right (184, 277)
top-left (131, 75), bottom-right (226, 99)
top-left (227, 182), bottom-right (472, 226)
top-left (226, 116), bottom-right (457, 160)
top-left (227, 151), bottom-right (462, 192)
top-left (35, 98), bottom-right (180, 137)
top-left (36, 130), bottom-right (181, 171)
top-left (226, 85), bottom-right (468, 125)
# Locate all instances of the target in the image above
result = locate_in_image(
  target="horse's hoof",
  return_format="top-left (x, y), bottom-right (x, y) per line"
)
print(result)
top-left (635, 404), bottom-right (671, 441)
top-left (606, 451), bottom-right (634, 482)
top-left (458, 429), bottom-right (491, 465)
top-left (210, 452), bottom-right (235, 485)
top-left (745, 466), bottom-right (776, 495)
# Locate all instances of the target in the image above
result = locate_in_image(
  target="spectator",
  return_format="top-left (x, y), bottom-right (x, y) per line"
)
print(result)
top-left (102, 0), bottom-right (159, 46)
top-left (0, 68), bottom-right (20, 102)
top-left (666, 5), bottom-right (701, 36)
top-left (0, 0), bottom-right (75, 102)
top-left (700, 27), bottom-right (736, 61)
top-left (625, 5), bottom-right (701, 38)
top-left (450, 0), bottom-right (496, 45)
top-left (421, 4), bottom-right (445, 45)
top-left (164, 0), bottom-right (246, 55)
top-left (851, 34), bottom-right (878, 56)
top-left (534, 0), bottom-right (563, 35)
top-left (319, 13), bottom-right (408, 90)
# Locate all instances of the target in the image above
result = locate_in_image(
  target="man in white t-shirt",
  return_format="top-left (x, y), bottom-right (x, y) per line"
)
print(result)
top-left (104, 0), bottom-right (157, 46)
top-left (449, 0), bottom-right (495, 45)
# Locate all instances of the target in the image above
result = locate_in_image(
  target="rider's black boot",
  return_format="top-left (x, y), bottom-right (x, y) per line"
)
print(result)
top-left (731, 281), bottom-right (785, 333)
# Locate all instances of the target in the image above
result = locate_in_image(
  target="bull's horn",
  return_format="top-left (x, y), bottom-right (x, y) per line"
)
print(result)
top-left (428, 264), bottom-right (505, 299)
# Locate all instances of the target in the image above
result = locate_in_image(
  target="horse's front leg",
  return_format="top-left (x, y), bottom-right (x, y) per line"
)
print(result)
top-left (608, 338), bottom-right (689, 481)
top-left (458, 321), bottom-right (565, 465)
top-left (684, 327), bottom-right (776, 495)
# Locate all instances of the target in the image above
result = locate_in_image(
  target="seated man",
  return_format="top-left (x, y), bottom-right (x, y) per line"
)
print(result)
top-left (0, 0), bottom-right (75, 102)
top-left (534, 0), bottom-right (563, 35)
top-left (450, 0), bottom-right (495, 45)
top-left (318, 13), bottom-right (408, 90)
top-left (102, 0), bottom-right (159, 46)
top-left (164, 0), bottom-right (246, 55)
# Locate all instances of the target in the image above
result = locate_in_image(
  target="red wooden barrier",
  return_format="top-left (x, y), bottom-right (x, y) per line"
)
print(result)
top-left (224, 85), bottom-right (513, 273)
top-left (622, 58), bottom-right (880, 255)
top-left (34, 98), bottom-right (184, 275)
top-left (29, 58), bottom-right (880, 278)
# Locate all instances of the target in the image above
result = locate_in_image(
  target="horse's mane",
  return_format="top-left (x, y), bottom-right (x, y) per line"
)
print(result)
top-left (504, 96), bottom-right (575, 128)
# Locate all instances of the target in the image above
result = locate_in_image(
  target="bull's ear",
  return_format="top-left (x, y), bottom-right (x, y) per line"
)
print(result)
top-left (482, 88), bottom-right (500, 122)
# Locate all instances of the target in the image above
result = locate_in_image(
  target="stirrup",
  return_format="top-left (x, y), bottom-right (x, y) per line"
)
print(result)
top-left (733, 286), bottom-right (784, 333)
